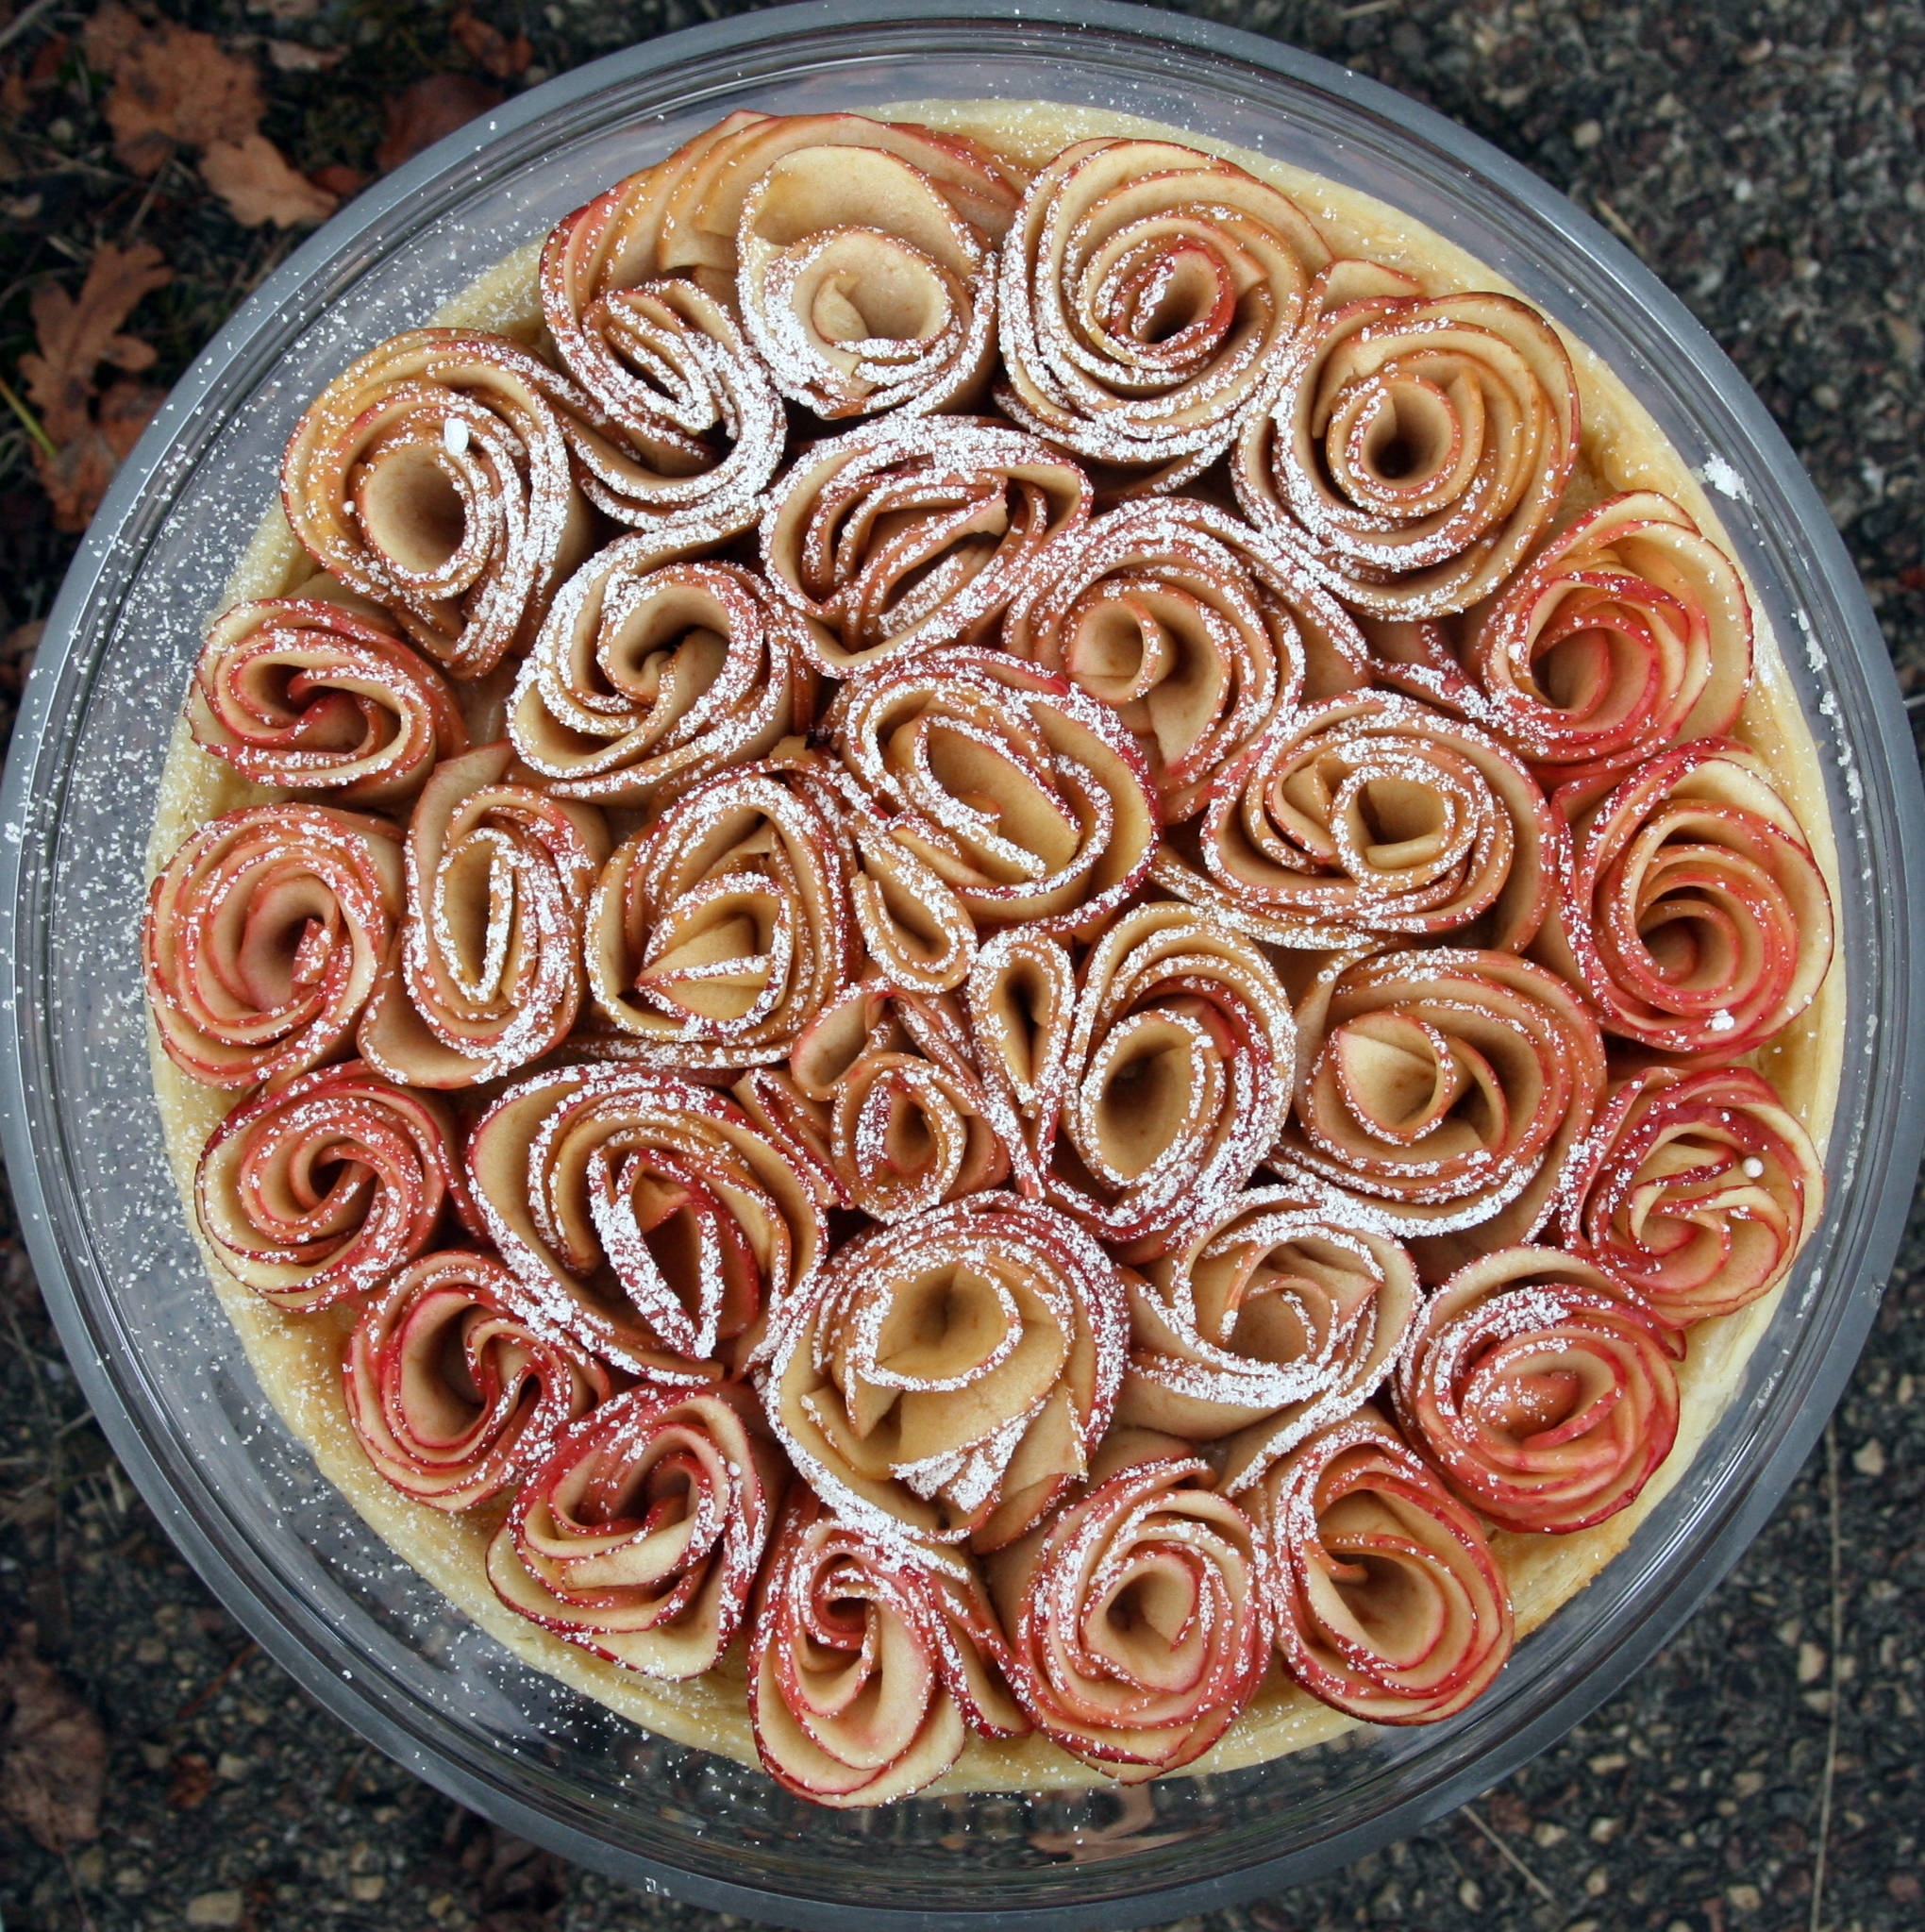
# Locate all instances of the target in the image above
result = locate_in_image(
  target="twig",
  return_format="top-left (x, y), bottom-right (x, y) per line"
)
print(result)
top-left (1809, 1420), bottom-right (1844, 1932)
top-left (0, 375), bottom-right (57, 462)
top-left (59, 1846), bottom-right (98, 1932)
top-left (0, 0), bottom-right (57, 55)
top-left (1593, 194), bottom-right (1643, 252)
top-left (173, 1638), bottom-right (259, 1724)
top-left (1461, 1802), bottom-right (1557, 1904)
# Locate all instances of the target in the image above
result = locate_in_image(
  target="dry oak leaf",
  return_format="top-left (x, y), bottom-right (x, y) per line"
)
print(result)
top-left (202, 132), bottom-right (339, 227)
top-left (37, 378), bottom-right (166, 531)
top-left (375, 73), bottom-right (504, 175)
top-left (0, 1624), bottom-right (107, 1853)
top-left (19, 240), bottom-right (171, 446)
top-left (85, 3), bottom-right (265, 176)
top-left (451, 7), bottom-right (533, 81)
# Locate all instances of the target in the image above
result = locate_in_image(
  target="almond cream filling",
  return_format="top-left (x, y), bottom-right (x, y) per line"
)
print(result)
top-left (144, 100), bottom-right (1845, 1792)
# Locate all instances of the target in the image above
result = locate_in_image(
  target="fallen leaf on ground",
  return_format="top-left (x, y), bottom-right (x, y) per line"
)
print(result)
top-left (310, 161), bottom-right (368, 199)
top-left (451, 7), bottom-right (534, 81)
top-left (20, 240), bottom-right (171, 446)
top-left (85, 1), bottom-right (264, 176)
top-left (202, 133), bottom-right (339, 227)
top-left (375, 72), bottom-right (503, 175)
top-left (16, 242), bottom-right (172, 530)
top-left (0, 1624), bottom-right (107, 1852)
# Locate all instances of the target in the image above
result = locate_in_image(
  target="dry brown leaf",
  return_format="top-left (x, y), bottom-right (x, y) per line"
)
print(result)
top-left (202, 132), bottom-right (339, 228)
top-left (451, 7), bottom-right (533, 81)
top-left (86, 1), bottom-right (264, 176)
top-left (375, 72), bottom-right (502, 176)
top-left (36, 380), bottom-right (166, 531)
top-left (0, 1625), bottom-right (107, 1853)
top-left (19, 240), bottom-right (171, 447)
top-left (310, 161), bottom-right (368, 199)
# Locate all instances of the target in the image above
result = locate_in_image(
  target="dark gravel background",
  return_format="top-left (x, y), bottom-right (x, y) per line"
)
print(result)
top-left (2, 2), bottom-right (1921, 1928)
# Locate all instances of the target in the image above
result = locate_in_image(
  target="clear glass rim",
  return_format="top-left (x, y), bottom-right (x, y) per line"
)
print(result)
top-left (3, 3), bottom-right (1920, 1925)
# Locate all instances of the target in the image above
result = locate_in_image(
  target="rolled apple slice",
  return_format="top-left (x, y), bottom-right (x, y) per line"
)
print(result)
top-left (190, 590), bottom-right (466, 805)
top-left (357, 744), bottom-right (608, 1089)
top-left (761, 417), bottom-right (1091, 677)
top-left (783, 981), bottom-right (1008, 1223)
top-left (583, 760), bottom-right (858, 1067)
top-left (765, 1194), bottom-right (1130, 1553)
top-left (194, 1060), bottom-right (471, 1312)
top-left (990, 1448), bottom-right (1269, 1778)
top-left (486, 1380), bottom-right (786, 1679)
top-left (1540, 737), bottom-right (1833, 1056)
top-left (1153, 690), bottom-right (1558, 950)
top-left (541, 196), bottom-right (785, 541)
top-left (998, 138), bottom-right (1330, 493)
top-left (1247, 1405), bottom-right (1512, 1723)
top-left (466, 1064), bottom-right (830, 1378)
top-left (1235, 290), bottom-right (1579, 617)
top-left (1269, 947), bottom-right (1606, 1271)
top-left (1394, 1246), bottom-right (1682, 1534)
top-left (1554, 1063), bottom-right (1823, 1327)
top-left (508, 547), bottom-right (817, 805)
top-left (1000, 497), bottom-right (1311, 818)
top-left (971, 903), bottom-right (1297, 1260)
top-left (829, 648), bottom-right (1157, 935)
top-left (1454, 491), bottom-right (1754, 788)
top-left (748, 1488), bottom-right (1028, 1807)
top-left (843, 807), bottom-right (979, 996)
top-left (145, 802), bottom-right (403, 1090)
top-left (343, 1248), bottom-right (616, 1511)
top-left (282, 329), bottom-right (597, 680)
top-left (1117, 1188), bottom-right (1420, 1492)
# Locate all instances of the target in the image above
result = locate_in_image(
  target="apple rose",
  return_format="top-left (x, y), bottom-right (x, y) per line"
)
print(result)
top-left (1153, 691), bottom-right (1557, 951)
top-left (1116, 1189), bottom-right (1420, 1493)
top-left (357, 745), bottom-right (607, 1088)
top-left (487, 1380), bottom-right (786, 1679)
top-left (970, 904), bottom-right (1296, 1259)
top-left (1247, 1406), bottom-right (1512, 1723)
top-left (829, 649), bottom-right (1157, 934)
top-left (997, 139), bottom-right (1330, 492)
top-left (1456, 492), bottom-right (1754, 788)
top-left (761, 417), bottom-right (1091, 677)
top-left (541, 210), bottom-right (785, 542)
top-left (343, 1249), bottom-right (615, 1511)
top-left (748, 1488), bottom-right (1028, 1806)
top-left (779, 981), bottom-right (1008, 1222)
top-left (1000, 497), bottom-right (1315, 817)
top-left (1395, 1246), bottom-right (1682, 1534)
top-left (282, 329), bottom-right (597, 680)
top-left (1235, 290), bottom-right (1579, 617)
top-left (194, 1061), bottom-right (472, 1312)
top-left (467, 1065), bottom-right (830, 1378)
top-left (1541, 738), bottom-right (1833, 1055)
top-left (765, 1194), bottom-right (1130, 1552)
top-left (507, 547), bottom-right (816, 805)
top-left (190, 592), bottom-right (467, 805)
top-left (990, 1449), bottom-right (1270, 1778)
top-left (1269, 948), bottom-right (1606, 1266)
top-left (583, 762), bottom-right (857, 1067)
top-left (145, 803), bottom-right (403, 1090)
top-left (1555, 1063), bottom-right (1824, 1327)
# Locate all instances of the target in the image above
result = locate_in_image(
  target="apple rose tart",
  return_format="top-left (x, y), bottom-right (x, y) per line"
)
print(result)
top-left (748, 1488), bottom-right (1028, 1806)
top-left (149, 103), bottom-right (1838, 1810)
top-left (1247, 1406), bottom-right (1513, 1723)
top-left (343, 1249), bottom-right (616, 1511)
top-left (190, 589), bottom-right (467, 806)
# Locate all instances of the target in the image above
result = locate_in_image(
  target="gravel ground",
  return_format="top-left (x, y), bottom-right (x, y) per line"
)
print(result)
top-left (2, 3), bottom-right (1922, 1929)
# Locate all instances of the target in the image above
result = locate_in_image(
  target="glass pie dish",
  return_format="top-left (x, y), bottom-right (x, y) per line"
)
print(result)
top-left (3, 1), bottom-right (1920, 1924)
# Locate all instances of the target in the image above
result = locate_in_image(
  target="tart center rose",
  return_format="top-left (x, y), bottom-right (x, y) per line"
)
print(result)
top-left (766, 1195), bottom-right (1130, 1552)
